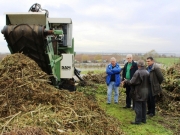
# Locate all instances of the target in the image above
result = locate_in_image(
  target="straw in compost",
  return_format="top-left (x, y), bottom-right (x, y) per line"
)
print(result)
top-left (0, 53), bottom-right (124, 135)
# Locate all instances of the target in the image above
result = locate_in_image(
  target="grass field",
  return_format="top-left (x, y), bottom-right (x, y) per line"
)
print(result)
top-left (77, 84), bottom-right (176, 135)
top-left (97, 93), bottom-right (173, 135)
top-left (155, 57), bottom-right (180, 65)
top-left (80, 68), bottom-right (105, 74)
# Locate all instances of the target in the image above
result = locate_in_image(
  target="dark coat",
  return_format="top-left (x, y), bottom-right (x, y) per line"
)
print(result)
top-left (125, 68), bottom-right (150, 101)
top-left (147, 63), bottom-right (164, 96)
top-left (122, 60), bottom-right (138, 88)
top-left (122, 60), bottom-right (138, 80)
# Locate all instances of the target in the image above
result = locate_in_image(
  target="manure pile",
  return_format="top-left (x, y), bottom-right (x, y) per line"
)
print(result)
top-left (0, 53), bottom-right (124, 135)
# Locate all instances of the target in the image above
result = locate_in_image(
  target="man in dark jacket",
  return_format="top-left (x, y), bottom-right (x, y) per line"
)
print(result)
top-left (122, 54), bottom-right (138, 108)
top-left (123, 60), bottom-right (149, 124)
top-left (146, 57), bottom-right (164, 117)
top-left (106, 57), bottom-right (121, 104)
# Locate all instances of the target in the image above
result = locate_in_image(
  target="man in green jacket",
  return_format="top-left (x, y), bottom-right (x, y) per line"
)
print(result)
top-left (146, 57), bottom-right (164, 117)
top-left (122, 54), bottom-right (138, 108)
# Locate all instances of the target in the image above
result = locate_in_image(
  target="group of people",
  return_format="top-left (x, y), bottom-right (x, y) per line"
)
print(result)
top-left (106, 54), bottom-right (164, 125)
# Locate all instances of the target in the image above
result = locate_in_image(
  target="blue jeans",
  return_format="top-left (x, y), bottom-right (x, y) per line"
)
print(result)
top-left (107, 81), bottom-right (119, 103)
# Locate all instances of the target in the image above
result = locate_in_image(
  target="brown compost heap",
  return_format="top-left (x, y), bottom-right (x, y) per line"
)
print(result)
top-left (0, 53), bottom-right (124, 135)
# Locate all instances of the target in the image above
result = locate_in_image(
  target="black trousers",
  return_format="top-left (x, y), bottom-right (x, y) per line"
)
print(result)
top-left (125, 85), bottom-right (134, 107)
top-left (147, 86), bottom-right (155, 115)
top-left (134, 101), bottom-right (146, 123)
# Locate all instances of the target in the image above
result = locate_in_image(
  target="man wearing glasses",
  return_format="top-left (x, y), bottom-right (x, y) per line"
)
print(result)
top-left (146, 57), bottom-right (164, 117)
top-left (122, 54), bottom-right (138, 108)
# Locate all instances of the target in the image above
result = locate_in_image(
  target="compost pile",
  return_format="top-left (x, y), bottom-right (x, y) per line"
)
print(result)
top-left (0, 53), bottom-right (124, 135)
top-left (157, 63), bottom-right (180, 116)
top-left (78, 71), bottom-right (106, 86)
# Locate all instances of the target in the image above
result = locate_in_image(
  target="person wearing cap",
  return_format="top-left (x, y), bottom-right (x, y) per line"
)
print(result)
top-left (122, 60), bottom-right (149, 124)
top-left (146, 57), bottom-right (164, 117)
top-left (122, 54), bottom-right (138, 108)
top-left (106, 57), bottom-right (121, 104)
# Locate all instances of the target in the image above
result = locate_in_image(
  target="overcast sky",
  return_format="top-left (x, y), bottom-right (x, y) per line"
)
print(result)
top-left (0, 0), bottom-right (180, 54)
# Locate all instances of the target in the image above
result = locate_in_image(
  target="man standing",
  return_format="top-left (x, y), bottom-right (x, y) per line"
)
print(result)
top-left (146, 57), bottom-right (164, 117)
top-left (106, 57), bottom-right (121, 104)
top-left (122, 54), bottom-right (138, 108)
top-left (123, 60), bottom-right (149, 124)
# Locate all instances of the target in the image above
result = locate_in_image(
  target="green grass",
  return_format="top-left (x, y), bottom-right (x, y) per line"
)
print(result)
top-left (155, 57), bottom-right (180, 65)
top-left (77, 84), bottom-right (174, 135)
top-left (97, 94), bottom-right (173, 135)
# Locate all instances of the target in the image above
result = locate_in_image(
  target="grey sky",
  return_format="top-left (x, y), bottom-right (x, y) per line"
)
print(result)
top-left (0, 0), bottom-right (180, 54)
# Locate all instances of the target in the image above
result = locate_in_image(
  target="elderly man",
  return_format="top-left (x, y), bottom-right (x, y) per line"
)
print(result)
top-left (122, 54), bottom-right (138, 108)
top-left (146, 57), bottom-right (164, 117)
top-left (123, 60), bottom-right (149, 124)
top-left (106, 57), bottom-right (121, 104)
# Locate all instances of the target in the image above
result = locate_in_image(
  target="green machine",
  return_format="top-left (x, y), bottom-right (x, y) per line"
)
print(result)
top-left (1, 3), bottom-right (83, 91)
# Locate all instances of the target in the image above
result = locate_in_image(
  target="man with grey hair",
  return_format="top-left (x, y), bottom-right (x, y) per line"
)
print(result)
top-left (122, 54), bottom-right (138, 108)
top-left (123, 60), bottom-right (149, 124)
top-left (106, 57), bottom-right (121, 104)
